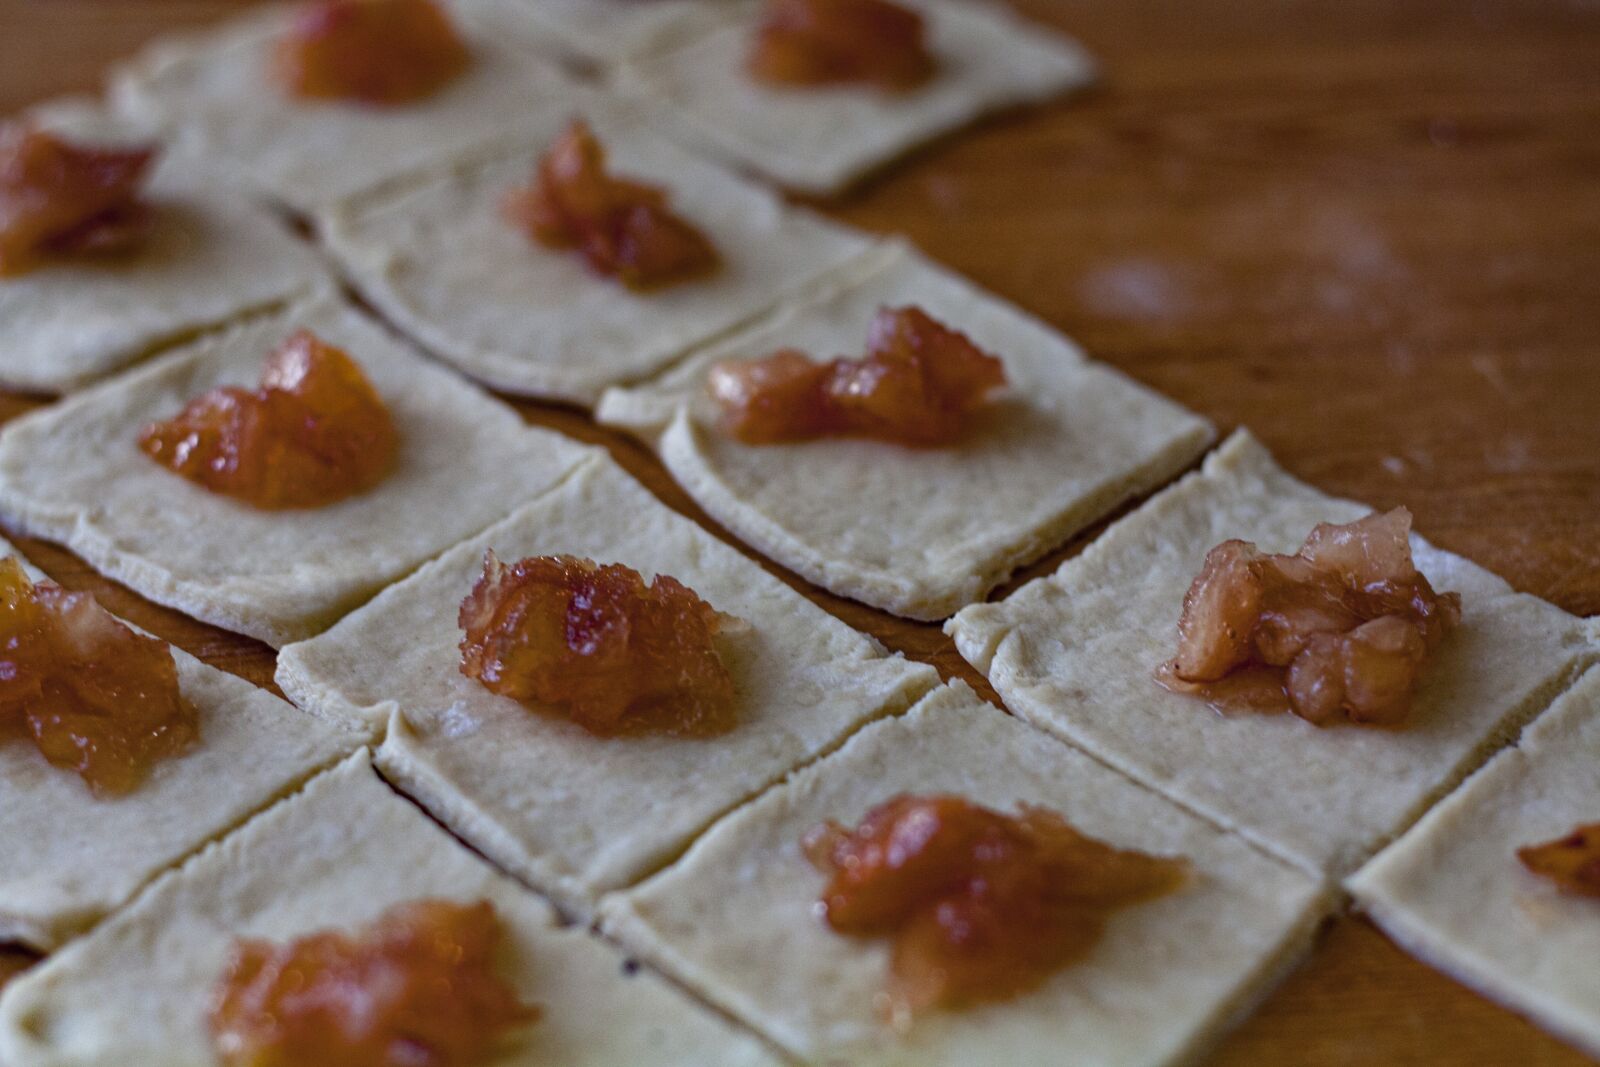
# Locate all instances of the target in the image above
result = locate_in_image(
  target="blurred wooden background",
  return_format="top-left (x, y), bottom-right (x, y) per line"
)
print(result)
top-left (1, 0), bottom-right (1598, 1063)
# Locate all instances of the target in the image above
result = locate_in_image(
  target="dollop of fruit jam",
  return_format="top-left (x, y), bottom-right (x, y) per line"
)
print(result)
top-left (458, 552), bottom-right (737, 737)
top-left (276, 0), bottom-right (471, 106)
top-left (0, 124), bottom-right (157, 278)
top-left (1157, 508), bottom-right (1462, 727)
top-left (139, 330), bottom-right (400, 510)
top-left (503, 120), bottom-right (719, 292)
top-left (1518, 823), bottom-right (1600, 897)
top-left (708, 305), bottom-right (1007, 447)
top-left (804, 794), bottom-right (1188, 1020)
top-left (209, 898), bottom-right (538, 1067)
top-left (747, 0), bottom-right (935, 91)
top-left (0, 556), bottom-right (195, 796)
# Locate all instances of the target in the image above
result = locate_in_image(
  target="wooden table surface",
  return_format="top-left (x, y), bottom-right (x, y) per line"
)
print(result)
top-left (2, 0), bottom-right (1598, 1063)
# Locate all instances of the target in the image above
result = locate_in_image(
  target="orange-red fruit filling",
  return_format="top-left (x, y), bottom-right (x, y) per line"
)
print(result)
top-left (458, 552), bottom-right (737, 737)
top-left (503, 120), bottom-right (719, 292)
top-left (747, 0), bottom-right (935, 91)
top-left (0, 556), bottom-right (195, 796)
top-left (139, 330), bottom-right (400, 510)
top-left (1158, 507), bottom-right (1462, 727)
top-left (0, 124), bottom-right (156, 278)
top-left (708, 305), bottom-right (1007, 447)
top-left (803, 794), bottom-right (1188, 1018)
top-left (276, 0), bottom-right (471, 106)
top-left (1518, 823), bottom-right (1600, 897)
top-left (209, 898), bottom-right (538, 1067)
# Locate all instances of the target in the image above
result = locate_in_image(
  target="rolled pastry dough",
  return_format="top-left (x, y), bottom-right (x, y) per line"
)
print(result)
top-left (0, 101), bottom-right (329, 393)
top-left (1347, 665), bottom-right (1600, 1059)
top-left (0, 538), bottom-right (366, 951)
top-left (601, 681), bottom-right (1331, 1066)
top-left (947, 429), bottom-right (1598, 877)
top-left (597, 241), bottom-right (1214, 620)
top-left (0, 750), bottom-right (783, 1067)
top-left (320, 96), bottom-right (872, 405)
top-left (276, 457), bottom-right (939, 915)
top-left (616, 0), bottom-right (1095, 194)
top-left (109, 0), bottom-right (589, 213)
top-left (455, 0), bottom-right (748, 65)
top-left (0, 293), bottom-right (594, 646)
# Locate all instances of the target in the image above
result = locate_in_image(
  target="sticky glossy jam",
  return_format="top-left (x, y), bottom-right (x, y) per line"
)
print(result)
top-left (708, 305), bottom-right (1007, 446)
top-left (0, 124), bottom-right (156, 277)
top-left (276, 0), bottom-right (471, 106)
top-left (458, 552), bottom-right (737, 737)
top-left (210, 899), bottom-right (538, 1067)
top-left (804, 794), bottom-right (1188, 1019)
top-left (0, 556), bottom-right (195, 796)
top-left (503, 120), bottom-right (719, 291)
top-left (1157, 508), bottom-right (1462, 726)
top-left (747, 0), bottom-right (935, 91)
top-left (139, 330), bottom-right (400, 510)
top-left (1518, 823), bottom-right (1600, 897)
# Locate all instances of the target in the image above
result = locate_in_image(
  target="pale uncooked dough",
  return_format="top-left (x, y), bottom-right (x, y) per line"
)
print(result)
top-left (0, 539), bottom-right (365, 951)
top-left (1348, 665), bottom-right (1600, 1059)
top-left (276, 457), bottom-right (939, 914)
top-left (947, 429), bottom-right (1597, 877)
top-left (617, 0), bottom-right (1095, 194)
top-left (602, 682), bottom-right (1331, 1066)
top-left (109, 0), bottom-right (591, 213)
top-left (456, 0), bottom-right (748, 64)
top-left (320, 94), bottom-right (872, 405)
top-left (596, 242), bottom-right (1214, 620)
top-left (0, 293), bottom-right (594, 646)
top-left (0, 750), bottom-right (784, 1067)
top-left (0, 100), bottom-right (329, 393)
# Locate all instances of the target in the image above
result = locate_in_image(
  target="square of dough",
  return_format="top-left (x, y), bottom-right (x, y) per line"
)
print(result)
top-left (596, 242), bottom-right (1215, 620)
top-left (0, 293), bottom-right (594, 647)
top-left (457, 0), bottom-right (748, 65)
top-left (948, 429), bottom-right (1599, 878)
top-left (616, 0), bottom-right (1095, 194)
top-left (0, 100), bottom-right (329, 394)
top-left (0, 750), bottom-right (783, 1067)
top-left (0, 538), bottom-right (367, 952)
top-left (601, 681), bottom-right (1332, 1066)
top-left (109, 0), bottom-right (589, 213)
top-left (276, 457), bottom-right (939, 914)
top-left (319, 95), bottom-right (872, 406)
top-left (1347, 665), bottom-right (1600, 1059)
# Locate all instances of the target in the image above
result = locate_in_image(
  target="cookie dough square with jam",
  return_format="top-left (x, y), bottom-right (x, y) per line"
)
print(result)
top-left (319, 94), bottom-right (872, 406)
top-left (947, 429), bottom-right (1598, 878)
top-left (1348, 665), bottom-right (1600, 1059)
top-left (616, 0), bottom-right (1095, 195)
top-left (109, 0), bottom-right (588, 213)
top-left (0, 100), bottom-right (329, 394)
top-left (0, 750), bottom-right (783, 1067)
top-left (597, 242), bottom-right (1215, 620)
top-left (0, 293), bottom-right (594, 646)
top-left (0, 539), bottom-right (367, 952)
top-left (601, 682), bottom-right (1331, 1067)
top-left (275, 457), bottom-right (939, 915)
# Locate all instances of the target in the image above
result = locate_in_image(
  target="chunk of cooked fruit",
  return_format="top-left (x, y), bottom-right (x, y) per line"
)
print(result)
top-left (209, 898), bottom-right (538, 1067)
top-left (708, 305), bottom-right (1007, 447)
top-left (275, 0), bottom-right (470, 106)
top-left (0, 124), bottom-right (156, 278)
top-left (503, 120), bottom-right (718, 291)
top-left (0, 556), bottom-right (195, 796)
top-left (458, 552), bottom-right (737, 737)
top-left (139, 330), bottom-right (399, 510)
top-left (1158, 508), bottom-right (1462, 726)
top-left (747, 0), bottom-right (935, 91)
top-left (1517, 823), bottom-right (1600, 897)
top-left (803, 794), bottom-right (1188, 1019)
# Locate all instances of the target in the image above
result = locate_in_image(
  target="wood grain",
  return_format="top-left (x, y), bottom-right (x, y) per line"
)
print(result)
top-left (1, 1), bottom-right (1598, 1063)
